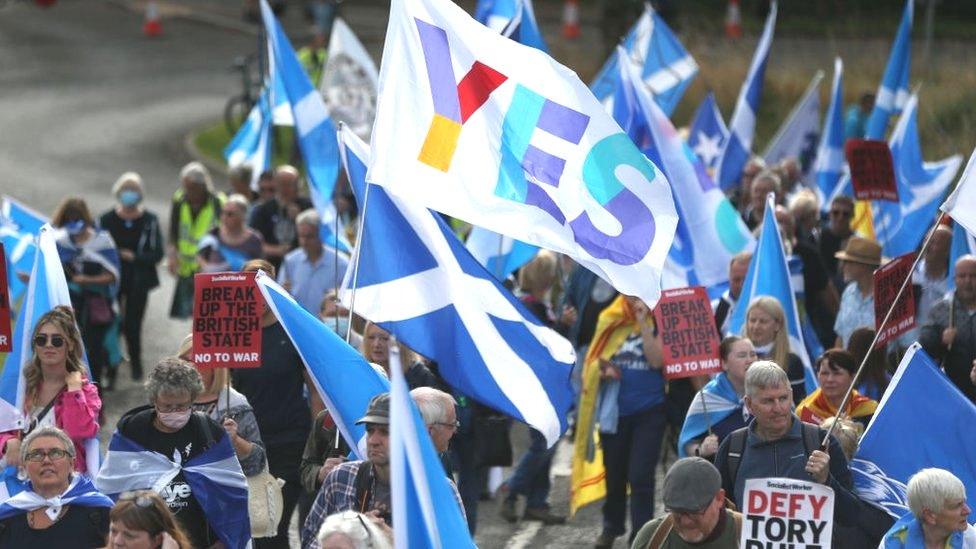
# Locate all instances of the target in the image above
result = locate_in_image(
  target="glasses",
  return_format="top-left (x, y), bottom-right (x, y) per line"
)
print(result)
top-left (119, 491), bottom-right (156, 508)
top-left (155, 403), bottom-right (192, 413)
top-left (25, 448), bottom-right (72, 462)
top-left (434, 420), bottom-right (460, 430)
top-left (34, 334), bottom-right (65, 348)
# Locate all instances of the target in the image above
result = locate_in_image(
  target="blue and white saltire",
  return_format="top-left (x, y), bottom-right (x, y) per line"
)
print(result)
top-left (259, 0), bottom-right (345, 253)
top-left (762, 70), bottom-right (823, 183)
top-left (1, 196), bottom-right (46, 235)
top-left (677, 373), bottom-right (742, 458)
top-left (813, 58), bottom-right (846, 208)
top-left (590, 4), bottom-right (696, 116)
top-left (465, 226), bottom-right (538, 280)
top-left (475, 0), bottom-right (548, 52)
top-left (881, 512), bottom-right (976, 549)
top-left (869, 94), bottom-right (962, 258)
top-left (947, 221), bottom-right (976, 292)
top-left (196, 234), bottom-right (251, 272)
top-left (687, 92), bottom-right (729, 172)
top-left (942, 145), bottom-right (976, 240)
top-left (390, 349), bottom-right (475, 548)
top-left (338, 127), bottom-right (576, 446)
top-left (96, 431), bottom-right (251, 548)
top-left (864, 0), bottom-right (913, 140)
top-left (0, 196), bottom-right (46, 308)
top-left (616, 50), bottom-right (754, 290)
top-left (714, 2), bottom-right (777, 191)
top-left (728, 194), bottom-right (818, 394)
top-left (852, 343), bottom-right (976, 522)
top-left (224, 87), bottom-right (273, 192)
top-left (0, 473), bottom-right (112, 520)
top-left (255, 270), bottom-right (389, 457)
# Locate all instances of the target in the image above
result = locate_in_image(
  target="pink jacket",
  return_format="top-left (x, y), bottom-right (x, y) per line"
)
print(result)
top-left (0, 381), bottom-right (102, 473)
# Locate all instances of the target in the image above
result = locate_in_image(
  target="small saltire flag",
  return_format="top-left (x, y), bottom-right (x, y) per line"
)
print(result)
top-left (96, 430), bottom-right (251, 548)
top-left (762, 70), bottom-right (823, 183)
top-left (0, 207), bottom-right (39, 309)
top-left (941, 145), bottom-right (976, 239)
top-left (714, 2), bottom-right (777, 192)
top-left (677, 373), bottom-right (743, 457)
top-left (615, 47), bottom-right (754, 290)
top-left (947, 220), bottom-right (976, 292)
top-left (852, 343), bottom-right (976, 522)
top-left (687, 91), bottom-right (729, 173)
top-left (0, 474), bottom-right (112, 519)
top-left (339, 126), bottom-right (575, 446)
top-left (1, 196), bottom-right (45, 235)
top-left (814, 58), bottom-right (846, 208)
top-left (255, 270), bottom-right (390, 457)
top-left (319, 17), bottom-right (379, 140)
top-left (590, 4), bottom-right (697, 116)
top-left (864, 0), bottom-right (914, 140)
top-left (224, 86), bottom-right (273, 192)
top-left (465, 226), bottom-right (538, 280)
top-left (475, 0), bottom-right (548, 53)
top-left (728, 194), bottom-right (818, 395)
top-left (369, 0), bottom-right (679, 307)
top-left (390, 347), bottom-right (474, 548)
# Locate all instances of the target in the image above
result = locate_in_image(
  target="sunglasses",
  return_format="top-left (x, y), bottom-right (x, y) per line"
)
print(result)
top-left (119, 491), bottom-right (156, 508)
top-left (25, 448), bottom-right (72, 462)
top-left (34, 334), bottom-right (65, 348)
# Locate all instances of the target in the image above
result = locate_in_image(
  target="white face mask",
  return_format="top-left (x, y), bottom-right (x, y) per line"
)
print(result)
top-left (157, 410), bottom-right (192, 430)
top-left (322, 316), bottom-right (350, 338)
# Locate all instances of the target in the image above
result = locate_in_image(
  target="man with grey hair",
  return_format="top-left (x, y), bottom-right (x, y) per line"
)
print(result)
top-left (410, 386), bottom-right (458, 454)
top-left (743, 169), bottom-right (781, 230)
top-left (278, 207), bottom-right (349, 314)
top-left (249, 164), bottom-right (314, 269)
top-left (881, 468), bottom-right (976, 547)
top-left (920, 254), bottom-right (976, 403)
top-left (168, 161), bottom-right (223, 318)
top-left (714, 361), bottom-right (860, 535)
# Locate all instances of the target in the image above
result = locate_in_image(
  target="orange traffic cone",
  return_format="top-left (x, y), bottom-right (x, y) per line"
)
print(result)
top-left (143, 1), bottom-right (162, 37)
top-left (725, 0), bottom-right (742, 39)
top-left (561, 0), bottom-right (580, 40)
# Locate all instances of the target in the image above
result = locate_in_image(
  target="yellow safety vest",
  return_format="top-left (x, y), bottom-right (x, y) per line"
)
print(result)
top-left (175, 192), bottom-right (220, 277)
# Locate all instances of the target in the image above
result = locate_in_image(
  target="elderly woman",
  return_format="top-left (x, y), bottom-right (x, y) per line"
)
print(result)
top-left (167, 161), bottom-right (223, 318)
top-left (196, 193), bottom-right (263, 273)
top-left (881, 468), bottom-right (976, 548)
top-left (0, 306), bottom-right (101, 473)
top-left (52, 197), bottom-right (121, 387)
top-left (834, 236), bottom-right (883, 347)
top-left (317, 511), bottom-right (392, 549)
top-left (114, 358), bottom-right (228, 548)
top-left (796, 349), bottom-right (877, 428)
top-left (99, 172), bottom-right (164, 382)
top-left (679, 336), bottom-right (757, 458)
top-left (743, 296), bottom-right (807, 404)
top-left (176, 334), bottom-right (267, 476)
top-left (108, 490), bottom-right (192, 549)
top-left (0, 426), bottom-right (112, 547)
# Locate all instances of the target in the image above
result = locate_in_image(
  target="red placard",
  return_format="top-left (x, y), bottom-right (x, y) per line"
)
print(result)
top-left (0, 243), bottom-right (11, 352)
top-left (192, 272), bottom-right (261, 368)
top-left (873, 253), bottom-right (916, 348)
top-left (653, 286), bottom-right (722, 380)
top-left (846, 139), bottom-right (898, 202)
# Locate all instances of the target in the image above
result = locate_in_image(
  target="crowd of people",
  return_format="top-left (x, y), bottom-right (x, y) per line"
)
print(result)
top-left (2, 142), bottom-right (976, 547)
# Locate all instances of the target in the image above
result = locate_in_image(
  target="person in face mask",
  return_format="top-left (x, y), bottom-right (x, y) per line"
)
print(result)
top-left (112, 358), bottom-right (229, 548)
top-left (99, 173), bottom-right (165, 382)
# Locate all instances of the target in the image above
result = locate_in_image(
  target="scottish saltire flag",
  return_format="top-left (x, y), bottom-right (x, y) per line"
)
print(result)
top-left (259, 0), bottom-right (347, 254)
top-left (1, 196), bottom-right (45, 235)
top-left (96, 430), bottom-right (251, 548)
top-left (814, 58), bottom-right (846, 207)
top-left (465, 226), bottom-right (538, 280)
top-left (390, 351), bottom-right (474, 548)
top-left (865, 0), bottom-right (913, 140)
top-left (224, 87), bottom-right (272, 192)
top-left (947, 221), bottom-right (976, 292)
top-left (319, 18), bottom-right (379, 140)
top-left (0, 474), bottom-right (111, 519)
top-left (869, 94), bottom-right (961, 257)
top-left (687, 92), bottom-right (729, 173)
top-left (0, 215), bottom-right (37, 309)
top-left (852, 343), bottom-right (976, 522)
top-left (590, 5), bottom-right (696, 116)
top-left (255, 270), bottom-right (389, 457)
top-left (942, 145), bottom-right (976, 238)
top-left (728, 194), bottom-right (818, 394)
top-left (339, 127), bottom-right (575, 445)
top-left (475, 0), bottom-right (548, 52)
top-left (616, 49), bottom-right (753, 289)
top-left (762, 71), bottom-right (823, 182)
top-left (677, 374), bottom-right (743, 457)
top-left (369, 0), bottom-right (679, 306)
top-left (714, 2), bottom-right (777, 191)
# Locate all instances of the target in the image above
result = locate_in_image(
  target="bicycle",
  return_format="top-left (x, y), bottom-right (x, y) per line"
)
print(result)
top-left (224, 52), bottom-right (263, 134)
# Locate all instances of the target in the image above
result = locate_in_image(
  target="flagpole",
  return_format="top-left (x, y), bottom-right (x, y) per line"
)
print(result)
top-left (344, 181), bottom-right (372, 344)
top-left (822, 211), bottom-right (947, 447)
top-left (334, 199), bottom-right (341, 334)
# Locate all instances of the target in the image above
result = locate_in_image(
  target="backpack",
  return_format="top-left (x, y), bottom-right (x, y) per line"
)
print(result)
top-left (721, 421), bottom-right (824, 491)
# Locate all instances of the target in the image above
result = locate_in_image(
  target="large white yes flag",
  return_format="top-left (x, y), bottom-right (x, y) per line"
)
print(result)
top-left (369, 0), bottom-right (678, 305)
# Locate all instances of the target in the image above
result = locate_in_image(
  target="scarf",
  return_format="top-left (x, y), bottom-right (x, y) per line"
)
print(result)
top-left (796, 388), bottom-right (876, 425)
top-left (0, 473), bottom-right (112, 521)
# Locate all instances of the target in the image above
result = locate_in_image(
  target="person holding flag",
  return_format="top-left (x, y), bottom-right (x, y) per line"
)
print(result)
top-left (742, 297), bottom-right (807, 405)
top-left (795, 349), bottom-right (877, 428)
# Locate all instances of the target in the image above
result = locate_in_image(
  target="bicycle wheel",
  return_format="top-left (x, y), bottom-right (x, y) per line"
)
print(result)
top-left (224, 94), bottom-right (253, 134)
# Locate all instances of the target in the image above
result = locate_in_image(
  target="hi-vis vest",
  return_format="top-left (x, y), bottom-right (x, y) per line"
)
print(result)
top-left (174, 190), bottom-right (222, 277)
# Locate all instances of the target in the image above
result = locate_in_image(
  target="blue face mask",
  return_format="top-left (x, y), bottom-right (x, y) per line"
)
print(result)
top-left (64, 220), bottom-right (86, 235)
top-left (322, 316), bottom-right (350, 338)
top-left (119, 189), bottom-right (142, 207)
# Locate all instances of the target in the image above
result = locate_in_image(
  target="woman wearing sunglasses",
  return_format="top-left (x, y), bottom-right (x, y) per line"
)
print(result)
top-left (108, 491), bottom-right (191, 549)
top-left (0, 306), bottom-right (102, 473)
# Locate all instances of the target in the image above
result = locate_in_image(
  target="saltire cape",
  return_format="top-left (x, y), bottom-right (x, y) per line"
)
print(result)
top-left (676, 373), bottom-right (743, 457)
top-left (0, 473), bottom-right (112, 520)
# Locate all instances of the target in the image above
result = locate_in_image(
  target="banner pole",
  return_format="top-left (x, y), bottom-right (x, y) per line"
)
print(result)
top-left (822, 212), bottom-right (946, 447)
top-left (334, 197), bottom-right (341, 334)
top-left (344, 182), bottom-right (372, 344)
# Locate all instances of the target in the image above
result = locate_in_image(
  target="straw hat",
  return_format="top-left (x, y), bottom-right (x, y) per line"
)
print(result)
top-left (834, 236), bottom-right (883, 267)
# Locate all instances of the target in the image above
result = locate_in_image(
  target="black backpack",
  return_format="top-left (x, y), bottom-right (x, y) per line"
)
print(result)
top-left (721, 421), bottom-right (823, 490)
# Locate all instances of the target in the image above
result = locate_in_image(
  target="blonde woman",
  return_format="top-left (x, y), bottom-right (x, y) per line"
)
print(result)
top-left (742, 296), bottom-right (807, 404)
